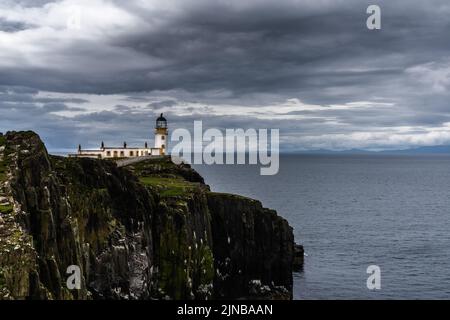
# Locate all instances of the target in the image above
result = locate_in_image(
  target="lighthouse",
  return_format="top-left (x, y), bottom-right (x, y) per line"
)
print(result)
top-left (70, 114), bottom-right (169, 159)
top-left (155, 113), bottom-right (168, 155)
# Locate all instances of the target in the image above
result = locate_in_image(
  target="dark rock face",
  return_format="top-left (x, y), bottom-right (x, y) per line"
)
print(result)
top-left (293, 245), bottom-right (304, 272)
top-left (152, 193), bottom-right (215, 299)
top-left (0, 131), bottom-right (297, 300)
top-left (1, 132), bottom-right (155, 299)
top-left (51, 156), bottom-right (156, 300)
top-left (207, 193), bottom-right (294, 299)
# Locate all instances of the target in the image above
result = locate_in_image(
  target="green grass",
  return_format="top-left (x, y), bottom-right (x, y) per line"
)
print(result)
top-left (139, 176), bottom-right (195, 197)
top-left (131, 156), bottom-right (173, 169)
top-left (0, 204), bottom-right (13, 214)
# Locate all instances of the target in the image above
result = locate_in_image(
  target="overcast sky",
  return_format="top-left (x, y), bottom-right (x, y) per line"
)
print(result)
top-left (1, 0), bottom-right (450, 152)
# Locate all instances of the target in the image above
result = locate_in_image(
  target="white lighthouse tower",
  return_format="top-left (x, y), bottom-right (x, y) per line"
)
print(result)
top-left (154, 113), bottom-right (168, 155)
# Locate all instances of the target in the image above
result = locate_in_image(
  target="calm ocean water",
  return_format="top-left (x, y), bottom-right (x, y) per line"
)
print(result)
top-left (193, 154), bottom-right (450, 299)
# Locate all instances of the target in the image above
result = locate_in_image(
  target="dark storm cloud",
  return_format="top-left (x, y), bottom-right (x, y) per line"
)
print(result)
top-left (1, 0), bottom-right (448, 96)
top-left (0, 18), bottom-right (34, 32)
top-left (42, 102), bottom-right (85, 112)
top-left (1, 0), bottom-right (450, 151)
top-left (0, 86), bottom-right (89, 104)
top-left (0, 86), bottom-right (88, 152)
top-left (148, 100), bottom-right (178, 109)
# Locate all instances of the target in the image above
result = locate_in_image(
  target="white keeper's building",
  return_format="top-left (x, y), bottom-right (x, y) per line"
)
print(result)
top-left (69, 114), bottom-right (168, 159)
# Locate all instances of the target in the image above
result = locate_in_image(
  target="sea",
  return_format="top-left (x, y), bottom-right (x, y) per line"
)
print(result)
top-left (193, 154), bottom-right (450, 299)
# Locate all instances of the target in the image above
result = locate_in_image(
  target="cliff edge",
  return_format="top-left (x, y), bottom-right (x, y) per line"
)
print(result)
top-left (0, 131), bottom-right (297, 300)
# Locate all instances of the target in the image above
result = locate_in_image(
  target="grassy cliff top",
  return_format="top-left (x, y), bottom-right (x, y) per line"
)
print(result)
top-left (124, 156), bottom-right (207, 198)
top-left (139, 176), bottom-right (198, 198)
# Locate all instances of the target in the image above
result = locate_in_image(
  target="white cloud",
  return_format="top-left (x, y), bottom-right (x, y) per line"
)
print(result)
top-left (0, 0), bottom-right (163, 72)
top-left (406, 61), bottom-right (450, 93)
top-left (293, 123), bottom-right (450, 151)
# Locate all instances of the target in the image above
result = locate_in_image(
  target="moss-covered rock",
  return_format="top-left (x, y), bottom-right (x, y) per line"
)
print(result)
top-left (151, 193), bottom-right (214, 299)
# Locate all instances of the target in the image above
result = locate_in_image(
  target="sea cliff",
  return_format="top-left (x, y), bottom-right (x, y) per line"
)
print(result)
top-left (0, 131), bottom-right (298, 300)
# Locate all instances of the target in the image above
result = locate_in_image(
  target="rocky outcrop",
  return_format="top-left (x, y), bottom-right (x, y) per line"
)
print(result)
top-left (207, 193), bottom-right (294, 299)
top-left (0, 131), bottom-right (297, 300)
top-left (293, 244), bottom-right (304, 272)
top-left (0, 131), bottom-right (155, 299)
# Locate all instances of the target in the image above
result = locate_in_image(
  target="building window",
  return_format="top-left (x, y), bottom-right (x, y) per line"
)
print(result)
top-left (162, 144), bottom-right (165, 149)
top-left (130, 151), bottom-right (134, 157)
top-left (106, 151), bottom-right (111, 157)
top-left (113, 151), bottom-right (118, 157)
top-left (162, 135), bottom-right (165, 140)
top-left (120, 151), bottom-right (124, 157)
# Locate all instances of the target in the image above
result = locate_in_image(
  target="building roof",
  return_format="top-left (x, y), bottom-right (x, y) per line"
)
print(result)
top-left (102, 147), bottom-right (151, 150)
top-left (157, 113), bottom-right (167, 122)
